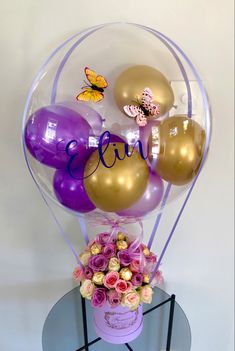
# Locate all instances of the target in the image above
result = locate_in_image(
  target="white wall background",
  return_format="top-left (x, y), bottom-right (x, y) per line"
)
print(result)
top-left (0, 1), bottom-right (234, 350)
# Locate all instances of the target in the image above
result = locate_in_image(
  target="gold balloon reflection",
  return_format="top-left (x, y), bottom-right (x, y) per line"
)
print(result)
top-left (84, 143), bottom-right (149, 212)
top-left (149, 115), bottom-right (206, 185)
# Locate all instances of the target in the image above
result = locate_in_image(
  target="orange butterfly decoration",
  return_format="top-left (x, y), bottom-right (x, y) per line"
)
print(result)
top-left (76, 67), bottom-right (108, 103)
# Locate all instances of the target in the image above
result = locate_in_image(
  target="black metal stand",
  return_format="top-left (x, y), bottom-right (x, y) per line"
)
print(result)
top-left (76, 294), bottom-right (176, 351)
top-left (81, 296), bottom-right (89, 351)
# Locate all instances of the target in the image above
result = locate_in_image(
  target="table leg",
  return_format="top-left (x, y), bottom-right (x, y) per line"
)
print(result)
top-left (166, 294), bottom-right (176, 351)
top-left (81, 296), bottom-right (89, 351)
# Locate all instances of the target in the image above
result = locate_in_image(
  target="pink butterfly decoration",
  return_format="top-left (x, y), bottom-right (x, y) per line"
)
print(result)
top-left (123, 87), bottom-right (160, 127)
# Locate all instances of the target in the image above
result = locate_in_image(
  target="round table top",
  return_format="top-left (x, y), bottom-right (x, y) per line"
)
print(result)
top-left (42, 286), bottom-right (191, 351)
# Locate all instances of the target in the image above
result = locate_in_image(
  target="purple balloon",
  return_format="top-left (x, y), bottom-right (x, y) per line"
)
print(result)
top-left (53, 133), bottom-right (124, 213)
top-left (58, 101), bottom-right (104, 136)
top-left (117, 171), bottom-right (164, 217)
top-left (24, 104), bottom-right (92, 169)
top-left (53, 167), bottom-right (95, 213)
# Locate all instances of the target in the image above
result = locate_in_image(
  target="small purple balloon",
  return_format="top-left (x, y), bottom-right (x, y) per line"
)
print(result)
top-left (25, 104), bottom-right (92, 169)
top-left (53, 167), bottom-right (95, 213)
top-left (117, 171), bottom-right (164, 218)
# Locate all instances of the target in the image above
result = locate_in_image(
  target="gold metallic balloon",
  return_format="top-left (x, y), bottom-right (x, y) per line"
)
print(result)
top-left (149, 115), bottom-right (205, 185)
top-left (114, 65), bottom-right (174, 116)
top-left (84, 143), bottom-right (149, 212)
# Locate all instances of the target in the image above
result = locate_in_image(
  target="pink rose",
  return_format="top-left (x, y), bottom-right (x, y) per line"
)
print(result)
top-left (80, 279), bottom-right (95, 300)
top-left (115, 279), bottom-right (132, 294)
top-left (140, 244), bottom-right (145, 251)
top-left (139, 285), bottom-right (153, 304)
top-left (151, 270), bottom-right (164, 286)
top-left (73, 266), bottom-right (84, 282)
top-left (126, 281), bottom-right (133, 292)
top-left (104, 271), bottom-right (119, 289)
top-left (91, 288), bottom-right (107, 308)
top-left (145, 253), bottom-right (157, 264)
top-left (130, 259), bottom-right (141, 273)
top-left (118, 249), bottom-right (132, 266)
top-left (88, 254), bottom-right (108, 272)
top-left (96, 232), bottom-right (111, 246)
top-left (102, 243), bottom-right (116, 258)
top-left (107, 290), bottom-right (122, 308)
top-left (122, 290), bottom-right (141, 311)
top-left (144, 253), bottom-right (157, 274)
top-left (131, 273), bottom-right (143, 287)
top-left (84, 267), bottom-right (93, 280)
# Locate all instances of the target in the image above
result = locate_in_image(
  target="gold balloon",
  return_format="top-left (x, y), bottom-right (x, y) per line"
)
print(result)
top-left (114, 65), bottom-right (174, 116)
top-left (149, 115), bottom-right (205, 185)
top-left (84, 143), bottom-right (149, 212)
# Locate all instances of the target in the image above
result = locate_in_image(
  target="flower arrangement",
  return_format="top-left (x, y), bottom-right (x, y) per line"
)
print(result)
top-left (73, 231), bottom-right (163, 311)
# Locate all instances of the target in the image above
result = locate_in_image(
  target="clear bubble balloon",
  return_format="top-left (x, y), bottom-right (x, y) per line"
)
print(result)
top-left (22, 23), bottom-right (210, 223)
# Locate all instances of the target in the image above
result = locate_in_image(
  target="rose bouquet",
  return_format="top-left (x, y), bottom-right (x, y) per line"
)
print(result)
top-left (73, 231), bottom-right (163, 311)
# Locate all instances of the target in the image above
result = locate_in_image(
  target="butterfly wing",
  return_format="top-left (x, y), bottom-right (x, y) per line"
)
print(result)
top-left (85, 67), bottom-right (108, 89)
top-left (141, 87), bottom-right (154, 104)
top-left (84, 67), bottom-right (98, 85)
top-left (76, 88), bottom-right (103, 102)
top-left (124, 105), bottom-right (142, 118)
top-left (141, 87), bottom-right (161, 117)
top-left (124, 105), bottom-right (147, 126)
top-left (148, 103), bottom-right (161, 116)
top-left (95, 75), bottom-right (108, 89)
